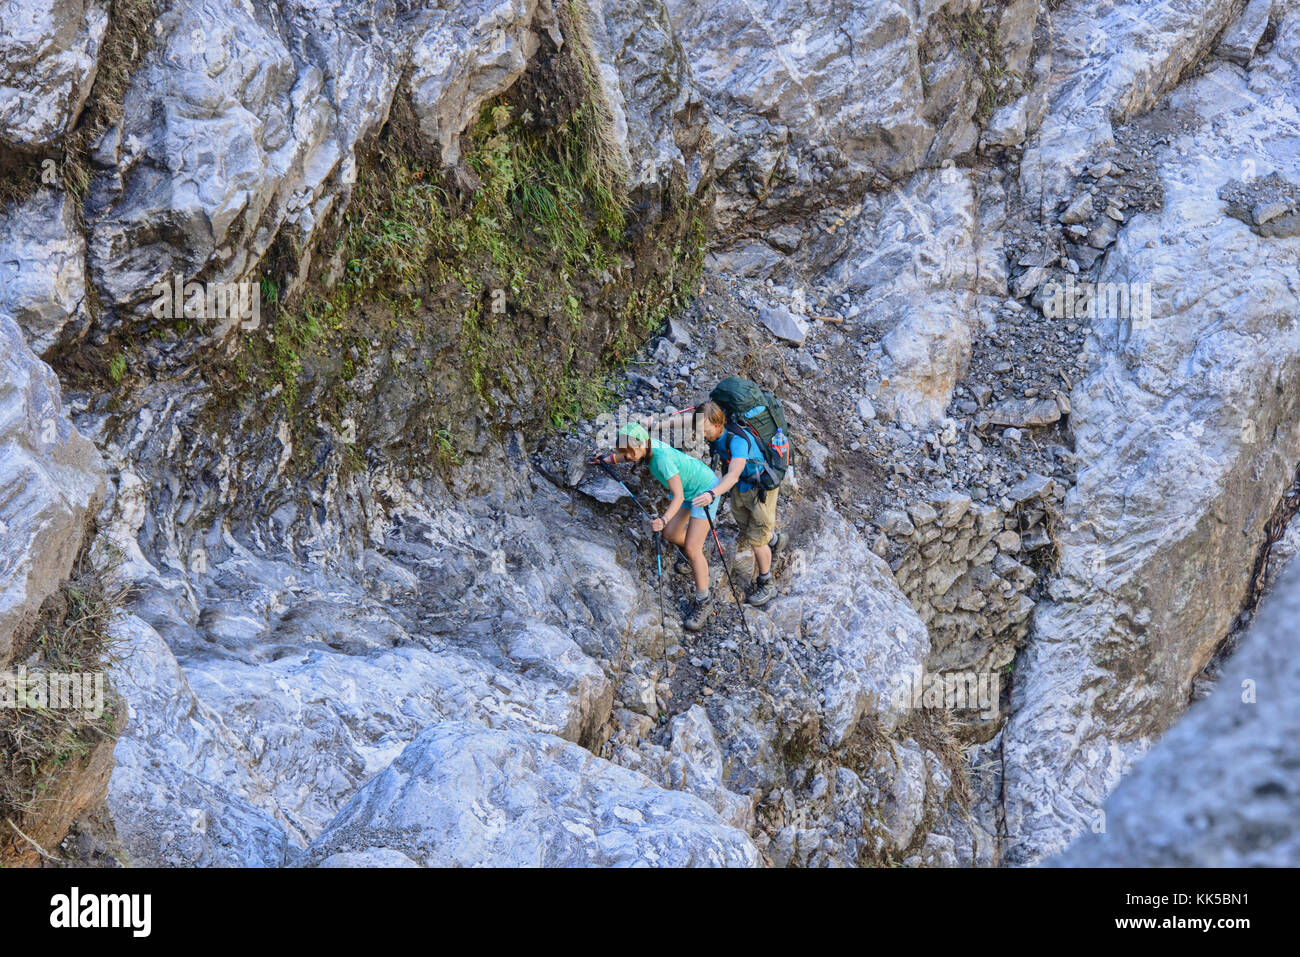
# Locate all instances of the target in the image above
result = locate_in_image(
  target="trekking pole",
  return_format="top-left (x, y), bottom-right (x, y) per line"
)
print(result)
top-left (593, 456), bottom-right (670, 710)
top-left (654, 530), bottom-right (670, 720)
top-left (590, 456), bottom-right (655, 522)
top-left (706, 513), bottom-right (754, 644)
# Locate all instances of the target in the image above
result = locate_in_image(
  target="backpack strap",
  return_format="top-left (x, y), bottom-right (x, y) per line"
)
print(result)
top-left (736, 421), bottom-right (784, 490)
top-left (717, 426), bottom-right (766, 486)
top-left (713, 427), bottom-right (735, 471)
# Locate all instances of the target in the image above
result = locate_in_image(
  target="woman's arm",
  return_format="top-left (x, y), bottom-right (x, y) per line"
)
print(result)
top-left (655, 474), bottom-right (686, 531)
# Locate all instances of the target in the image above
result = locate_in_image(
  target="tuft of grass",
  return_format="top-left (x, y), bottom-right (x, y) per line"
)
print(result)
top-left (433, 428), bottom-right (459, 469)
top-left (60, 0), bottom-right (159, 207)
top-left (107, 353), bottom-right (127, 384)
top-left (901, 706), bottom-right (973, 813)
top-left (0, 543), bottom-right (128, 863)
top-left (938, 7), bottom-right (1023, 124)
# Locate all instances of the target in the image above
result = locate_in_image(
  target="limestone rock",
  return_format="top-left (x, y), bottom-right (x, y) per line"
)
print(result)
top-left (591, 0), bottom-right (711, 193)
top-left (315, 848), bottom-right (420, 868)
top-left (803, 436), bottom-right (830, 478)
top-left (304, 722), bottom-right (762, 867)
top-left (84, 0), bottom-right (588, 320)
top-left (0, 316), bottom-right (105, 669)
top-left (660, 0), bottom-right (1031, 237)
top-left (105, 615), bottom-right (300, 867)
top-left (1003, 38), bottom-right (1300, 863)
top-left (1056, 560), bottom-right (1300, 866)
top-left (988, 398), bottom-right (1062, 429)
top-left (758, 304), bottom-right (809, 344)
top-left (1217, 0), bottom-right (1273, 65)
top-left (616, 705), bottom-right (756, 831)
top-left (1020, 0), bottom-right (1247, 216)
top-left (765, 509), bottom-right (931, 742)
top-left (824, 168), bottom-right (981, 426)
top-left (1060, 192), bottom-right (1093, 225)
top-left (0, 0), bottom-right (108, 149)
top-left (408, 1), bottom-right (560, 166)
top-left (0, 188), bottom-right (88, 355)
top-left (982, 97), bottom-right (1028, 149)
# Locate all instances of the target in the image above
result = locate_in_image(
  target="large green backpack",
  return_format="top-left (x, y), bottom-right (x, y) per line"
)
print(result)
top-left (709, 376), bottom-right (791, 492)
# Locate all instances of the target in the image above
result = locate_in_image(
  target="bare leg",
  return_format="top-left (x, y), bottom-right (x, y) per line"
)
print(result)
top-left (685, 516), bottom-right (711, 593)
top-left (664, 509), bottom-right (689, 548)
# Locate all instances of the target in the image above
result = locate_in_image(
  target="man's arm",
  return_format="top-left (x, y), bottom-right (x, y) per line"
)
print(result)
top-left (696, 433), bottom-right (746, 504)
top-left (646, 409), bottom-right (698, 447)
top-left (699, 456), bottom-right (745, 504)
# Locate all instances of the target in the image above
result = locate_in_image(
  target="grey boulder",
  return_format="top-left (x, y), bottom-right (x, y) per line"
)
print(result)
top-left (0, 188), bottom-right (88, 355)
top-left (0, 315), bottom-right (104, 669)
top-left (305, 721), bottom-right (762, 867)
top-left (0, 0), bottom-right (108, 149)
top-left (1055, 559), bottom-right (1300, 866)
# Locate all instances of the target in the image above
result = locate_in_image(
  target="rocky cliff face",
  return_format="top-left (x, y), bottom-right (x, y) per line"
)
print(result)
top-left (1056, 554), bottom-right (1300, 867)
top-left (1, 0), bottom-right (1297, 867)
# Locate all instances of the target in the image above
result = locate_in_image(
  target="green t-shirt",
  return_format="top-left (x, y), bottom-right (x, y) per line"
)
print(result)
top-left (646, 439), bottom-right (717, 502)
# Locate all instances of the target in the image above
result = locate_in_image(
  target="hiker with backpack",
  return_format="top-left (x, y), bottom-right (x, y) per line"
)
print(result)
top-left (602, 423), bottom-right (722, 632)
top-left (694, 400), bottom-right (788, 605)
top-left (651, 377), bottom-right (790, 606)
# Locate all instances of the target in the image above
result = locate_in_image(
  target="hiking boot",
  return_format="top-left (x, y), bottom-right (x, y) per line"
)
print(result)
top-left (674, 553), bottom-right (693, 576)
top-left (768, 531), bottom-right (788, 565)
top-left (746, 576), bottom-right (778, 607)
top-left (684, 596), bottom-right (714, 632)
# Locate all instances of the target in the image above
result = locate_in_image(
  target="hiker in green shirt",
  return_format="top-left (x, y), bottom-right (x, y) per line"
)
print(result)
top-left (607, 423), bottom-right (721, 631)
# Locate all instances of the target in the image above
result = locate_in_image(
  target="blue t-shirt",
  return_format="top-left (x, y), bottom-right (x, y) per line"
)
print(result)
top-left (709, 429), bottom-right (764, 493)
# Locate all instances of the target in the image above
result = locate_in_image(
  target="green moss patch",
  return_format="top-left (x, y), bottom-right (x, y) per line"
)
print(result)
top-left (214, 2), bottom-right (707, 478)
